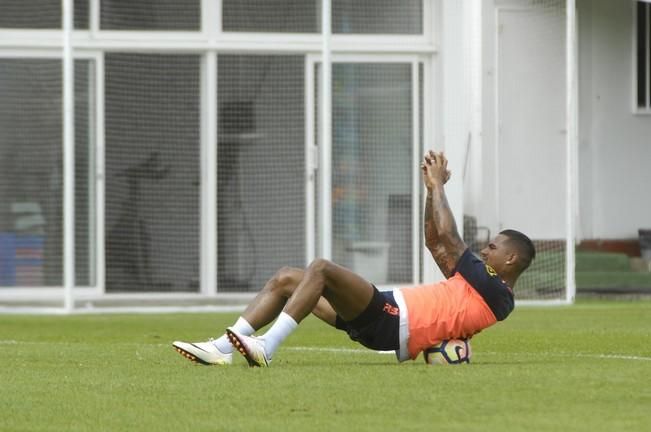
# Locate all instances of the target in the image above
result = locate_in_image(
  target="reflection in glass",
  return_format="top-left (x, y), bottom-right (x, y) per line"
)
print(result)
top-left (329, 63), bottom-right (413, 284)
top-left (105, 54), bottom-right (200, 292)
top-left (217, 55), bottom-right (305, 292)
top-left (0, 59), bottom-right (93, 287)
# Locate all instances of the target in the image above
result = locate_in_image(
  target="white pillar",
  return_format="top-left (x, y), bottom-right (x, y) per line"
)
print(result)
top-left (565, 0), bottom-right (578, 303)
top-left (319, 0), bottom-right (333, 260)
top-left (201, 52), bottom-right (218, 295)
top-left (424, 0), bottom-right (470, 283)
top-left (62, 0), bottom-right (75, 312)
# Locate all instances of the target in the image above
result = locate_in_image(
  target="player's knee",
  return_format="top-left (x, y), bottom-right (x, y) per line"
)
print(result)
top-left (270, 266), bottom-right (302, 295)
top-left (306, 258), bottom-right (333, 279)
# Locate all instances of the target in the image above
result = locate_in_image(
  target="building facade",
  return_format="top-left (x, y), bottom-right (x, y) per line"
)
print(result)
top-left (1, 0), bottom-right (647, 308)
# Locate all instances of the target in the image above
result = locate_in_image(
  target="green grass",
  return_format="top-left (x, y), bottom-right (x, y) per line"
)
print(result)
top-left (1, 301), bottom-right (651, 431)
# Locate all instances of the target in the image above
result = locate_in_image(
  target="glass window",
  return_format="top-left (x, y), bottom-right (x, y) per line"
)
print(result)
top-left (319, 63), bottom-right (414, 285)
top-left (75, 60), bottom-right (95, 287)
top-left (0, 58), bottom-right (93, 287)
top-left (101, 0), bottom-right (200, 31)
top-left (217, 55), bottom-right (305, 292)
top-left (104, 54), bottom-right (200, 292)
top-left (222, 0), bottom-right (319, 33)
top-left (222, 0), bottom-right (423, 34)
top-left (0, 0), bottom-right (88, 29)
top-left (332, 0), bottom-right (423, 34)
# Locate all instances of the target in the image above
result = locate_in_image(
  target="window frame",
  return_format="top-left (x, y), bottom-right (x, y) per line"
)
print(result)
top-left (634, 0), bottom-right (651, 114)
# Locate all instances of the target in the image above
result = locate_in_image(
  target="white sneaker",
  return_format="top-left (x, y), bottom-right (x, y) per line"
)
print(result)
top-left (172, 340), bottom-right (232, 365)
top-left (226, 328), bottom-right (271, 367)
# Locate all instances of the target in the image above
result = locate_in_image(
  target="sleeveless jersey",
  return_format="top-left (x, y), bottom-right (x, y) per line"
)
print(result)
top-left (398, 248), bottom-right (514, 360)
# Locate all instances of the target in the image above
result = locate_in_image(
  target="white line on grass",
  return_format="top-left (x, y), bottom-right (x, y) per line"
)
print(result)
top-left (480, 350), bottom-right (651, 362)
top-left (2, 340), bottom-right (650, 362)
top-left (286, 346), bottom-right (651, 362)
top-left (578, 353), bottom-right (651, 361)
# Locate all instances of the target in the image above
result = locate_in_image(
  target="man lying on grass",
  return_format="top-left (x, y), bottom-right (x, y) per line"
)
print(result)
top-left (173, 151), bottom-right (535, 367)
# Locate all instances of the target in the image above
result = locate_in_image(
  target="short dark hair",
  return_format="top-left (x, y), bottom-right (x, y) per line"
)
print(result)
top-left (499, 229), bottom-right (536, 272)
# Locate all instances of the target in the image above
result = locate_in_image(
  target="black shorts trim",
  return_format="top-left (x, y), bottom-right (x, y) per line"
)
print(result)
top-left (335, 287), bottom-right (400, 351)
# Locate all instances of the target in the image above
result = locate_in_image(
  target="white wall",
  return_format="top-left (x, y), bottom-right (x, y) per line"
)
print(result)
top-left (438, 0), bottom-right (474, 229)
top-left (476, 0), bottom-right (568, 240)
top-left (422, 0), bottom-right (474, 284)
top-left (473, 0), bottom-right (651, 241)
top-left (578, 0), bottom-right (651, 239)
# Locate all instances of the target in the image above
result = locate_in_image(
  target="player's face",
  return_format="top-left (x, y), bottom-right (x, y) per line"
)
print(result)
top-left (479, 234), bottom-right (514, 275)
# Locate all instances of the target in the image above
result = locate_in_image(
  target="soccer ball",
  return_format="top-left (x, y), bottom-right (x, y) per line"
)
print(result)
top-left (423, 339), bottom-right (472, 365)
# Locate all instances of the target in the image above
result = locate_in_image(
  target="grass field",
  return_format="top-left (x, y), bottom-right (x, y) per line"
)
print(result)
top-left (1, 300), bottom-right (650, 432)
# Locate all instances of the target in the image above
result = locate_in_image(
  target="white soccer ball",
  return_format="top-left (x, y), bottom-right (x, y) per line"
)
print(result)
top-left (423, 339), bottom-right (472, 365)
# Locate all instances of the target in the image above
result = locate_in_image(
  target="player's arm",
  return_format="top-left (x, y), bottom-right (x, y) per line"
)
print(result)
top-left (421, 151), bottom-right (467, 278)
top-left (423, 179), bottom-right (446, 270)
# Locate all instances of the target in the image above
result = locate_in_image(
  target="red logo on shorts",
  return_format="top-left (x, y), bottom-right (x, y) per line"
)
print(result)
top-left (383, 303), bottom-right (399, 316)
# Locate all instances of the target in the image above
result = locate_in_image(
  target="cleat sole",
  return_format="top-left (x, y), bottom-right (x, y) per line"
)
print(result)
top-left (172, 344), bottom-right (212, 365)
top-left (226, 329), bottom-right (263, 368)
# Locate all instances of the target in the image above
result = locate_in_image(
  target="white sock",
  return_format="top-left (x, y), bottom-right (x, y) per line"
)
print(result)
top-left (213, 317), bottom-right (255, 353)
top-left (261, 312), bottom-right (298, 357)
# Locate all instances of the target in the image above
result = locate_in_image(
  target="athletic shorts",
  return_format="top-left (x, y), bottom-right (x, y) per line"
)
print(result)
top-left (334, 287), bottom-right (400, 352)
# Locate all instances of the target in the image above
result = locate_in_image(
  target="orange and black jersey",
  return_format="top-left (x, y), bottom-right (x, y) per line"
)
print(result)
top-left (452, 248), bottom-right (514, 321)
top-left (397, 248), bottom-right (515, 360)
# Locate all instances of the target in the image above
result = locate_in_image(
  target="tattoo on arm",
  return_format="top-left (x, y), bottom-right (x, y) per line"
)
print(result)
top-left (424, 185), bottom-right (466, 278)
top-left (423, 191), bottom-right (439, 249)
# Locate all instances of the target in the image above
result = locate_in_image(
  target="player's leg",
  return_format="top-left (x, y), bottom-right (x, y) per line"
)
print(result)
top-left (311, 297), bottom-right (338, 327)
top-left (227, 258), bottom-right (375, 366)
top-left (239, 267), bottom-right (305, 329)
top-left (173, 266), bottom-right (337, 365)
top-left (239, 267), bottom-right (340, 328)
top-left (173, 267), bottom-right (301, 365)
top-left (284, 258), bottom-right (376, 323)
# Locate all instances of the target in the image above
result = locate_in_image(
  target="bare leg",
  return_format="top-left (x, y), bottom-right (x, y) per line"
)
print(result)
top-left (240, 266), bottom-right (304, 330)
top-left (173, 266), bottom-right (345, 366)
top-left (226, 259), bottom-right (373, 365)
top-left (283, 258), bottom-right (375, 323)
top-left (312, 297), bottom-right (337, 327)
top-left (239, 266), bottom-right (340, 330)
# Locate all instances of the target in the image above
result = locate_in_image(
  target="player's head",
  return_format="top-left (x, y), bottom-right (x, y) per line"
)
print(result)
top-left (480, 229), bottom-right (536, 281)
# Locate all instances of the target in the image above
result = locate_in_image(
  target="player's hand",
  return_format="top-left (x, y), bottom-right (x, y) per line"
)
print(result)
top-left (421, 150), bottom-right (451, 188)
